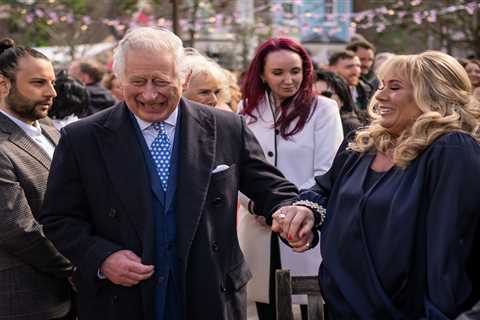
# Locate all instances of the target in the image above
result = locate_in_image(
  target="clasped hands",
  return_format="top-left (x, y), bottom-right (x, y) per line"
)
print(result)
top-left (271, 205), bottom-right (315, 253)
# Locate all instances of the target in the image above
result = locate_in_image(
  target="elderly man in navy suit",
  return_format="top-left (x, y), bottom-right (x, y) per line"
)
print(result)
top-left (39, 27), bottom-right (297, 320)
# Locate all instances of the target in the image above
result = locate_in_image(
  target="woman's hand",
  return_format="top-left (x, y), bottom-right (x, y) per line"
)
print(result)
top-left (271, 206), bottom-right (315, 252)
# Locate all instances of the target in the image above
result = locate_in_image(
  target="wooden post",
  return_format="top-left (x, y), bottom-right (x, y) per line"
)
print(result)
top-left (276, 269), bottom-right (294, 320)
top-left (291, 275), bottom-right (324, 320)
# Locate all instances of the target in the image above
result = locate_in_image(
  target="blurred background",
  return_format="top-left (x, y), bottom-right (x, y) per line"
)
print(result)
top-left (0, 0), bottom-right (478, 72)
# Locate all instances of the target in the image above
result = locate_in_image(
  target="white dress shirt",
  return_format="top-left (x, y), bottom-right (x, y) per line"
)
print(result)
top-left (51, 114), bottom-right (79, 130)
top-left (132, 107), bottom-right (178, 150)
top-left (0, 109), bottom-right (55, 159)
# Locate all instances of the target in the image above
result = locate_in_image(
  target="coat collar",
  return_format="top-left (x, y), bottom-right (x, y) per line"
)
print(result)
top-left (0, 112), bottom-right (59, 169)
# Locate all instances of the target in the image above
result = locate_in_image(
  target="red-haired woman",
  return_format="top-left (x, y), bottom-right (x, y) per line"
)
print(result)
top-left (237, 38), bottom-right (343, 320)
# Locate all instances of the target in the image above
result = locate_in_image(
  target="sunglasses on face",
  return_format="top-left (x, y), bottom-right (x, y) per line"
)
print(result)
top-left (320, 90), bottom-right (334, 98)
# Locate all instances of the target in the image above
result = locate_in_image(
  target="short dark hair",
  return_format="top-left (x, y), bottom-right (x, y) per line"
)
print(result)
top-left (346, 40), bottom-right (376, 53)
top-left (49, 70), bottom-right (89, 119)
top-left (315, 70), bottom-right (355, 112)
top-left (77, 60), bottom-right (105, 84)
top-left (0, 37), bottom-right (49, 81)
top-left (329, 50), bottom-right (357, 66)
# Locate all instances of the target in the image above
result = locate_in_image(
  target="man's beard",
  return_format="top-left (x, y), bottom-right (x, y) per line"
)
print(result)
top-left (5, 83), bottom-right (51, 122)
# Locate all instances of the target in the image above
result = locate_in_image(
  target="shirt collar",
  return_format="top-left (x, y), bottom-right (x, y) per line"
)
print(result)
top-left (133, 105), bottom-right (179, 131)
top-left (0, 109), bottom-right (42, 136)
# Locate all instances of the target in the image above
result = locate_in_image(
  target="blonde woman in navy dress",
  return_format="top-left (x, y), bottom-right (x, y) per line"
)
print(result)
top-left (273, 51), bottom-right (480, 319)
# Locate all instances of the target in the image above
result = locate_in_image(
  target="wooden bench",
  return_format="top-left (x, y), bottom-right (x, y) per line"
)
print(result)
top-left (275, 269), bottom-right (324, 320)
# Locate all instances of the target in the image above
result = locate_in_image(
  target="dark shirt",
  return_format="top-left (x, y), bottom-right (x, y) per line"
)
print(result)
top-left (81, 82), bottom-right (116, 117)
top-left (340, 111), bottom-right (362, 136)
top-left (300, 132), bottom-right (480, 319)
top-left (361, 71), bottom-right (379, 92)
top-left (354, 79), bottom-right (373, 110)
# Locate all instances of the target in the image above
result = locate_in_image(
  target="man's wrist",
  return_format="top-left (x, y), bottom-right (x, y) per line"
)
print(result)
top-left (292, 200), bottom-right (326, 228)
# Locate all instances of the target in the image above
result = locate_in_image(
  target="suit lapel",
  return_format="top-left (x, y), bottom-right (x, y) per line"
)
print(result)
top-left (0, 112), bottom-right (53, 170)
top-left (175, 99), bottom-right (216, 266)
top-left (40, 123), bottom-right (60, 146)
top-left (96, 103), bottom-right (152, 247)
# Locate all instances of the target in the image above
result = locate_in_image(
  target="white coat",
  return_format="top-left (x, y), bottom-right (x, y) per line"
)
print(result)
top-left (238, 93), bottom-right (344, 304)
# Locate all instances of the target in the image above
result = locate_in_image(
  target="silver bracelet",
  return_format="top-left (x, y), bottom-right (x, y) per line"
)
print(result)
top-left (292, 200), bottom-right (326, 228)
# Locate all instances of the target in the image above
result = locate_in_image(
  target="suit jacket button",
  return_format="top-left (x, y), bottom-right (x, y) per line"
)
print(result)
top-left (211, 242), bottom-right (219, 252)
top-left (158, 276), bottom-right (165, 284)
top-left (108, 208), bottom-right (117, 218)
top-left (213, 196), bottom-right (223, 207)
top-left (112, 295), bottom-right (119, 303)
top-left (267, 151), bottom-right (274, 157)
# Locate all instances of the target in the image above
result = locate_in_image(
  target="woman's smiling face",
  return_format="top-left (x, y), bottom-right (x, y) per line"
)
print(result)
top-left (375, 72), bottom-right (422, 136)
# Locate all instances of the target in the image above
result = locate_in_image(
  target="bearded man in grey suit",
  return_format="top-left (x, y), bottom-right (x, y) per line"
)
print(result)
top-left (0, 38), bottom-right (73, 319)
top-left (39, 27), bottom-right (298, 320)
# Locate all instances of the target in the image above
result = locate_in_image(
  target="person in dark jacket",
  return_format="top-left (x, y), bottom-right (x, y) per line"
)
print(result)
top-left (49, 70), bottom-right (89, 130)
top-left (39, 27), bottom-right (298, 320)
top-left (68, 59), bottom-right (115, 116)
top-left (346, 40), bottom-right (379, 91)
top-left (314, 70), bottom-right (365, 134)
top-left (329, 50), bottom-right (374, 114)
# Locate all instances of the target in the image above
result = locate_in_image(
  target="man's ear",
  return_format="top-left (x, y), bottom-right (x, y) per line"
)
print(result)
top-left (182, 70), bottom-right (192, 90)
top-left (0, 75), bottom-right (11, 97)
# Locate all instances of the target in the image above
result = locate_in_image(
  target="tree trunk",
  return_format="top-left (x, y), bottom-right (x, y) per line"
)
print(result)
top-left (187, 0), bottom-right (199, 47)
top-left (171, 0), bottom-right (180, 37)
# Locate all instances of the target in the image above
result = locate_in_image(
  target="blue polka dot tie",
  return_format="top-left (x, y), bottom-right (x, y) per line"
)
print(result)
top-left (150, 122), bottom-right (171, 191)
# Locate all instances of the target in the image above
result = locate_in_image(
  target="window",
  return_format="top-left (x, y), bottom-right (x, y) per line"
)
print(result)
top-left (324, 0), bottom-right (335, 15)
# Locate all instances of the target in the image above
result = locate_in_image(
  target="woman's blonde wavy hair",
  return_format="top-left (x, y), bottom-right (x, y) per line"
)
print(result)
top-left (349, 51), bottom-right (480, 168)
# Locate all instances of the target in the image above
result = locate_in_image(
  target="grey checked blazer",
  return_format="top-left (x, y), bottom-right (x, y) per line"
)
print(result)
top-left (0, 112), bottom-right (73, 320)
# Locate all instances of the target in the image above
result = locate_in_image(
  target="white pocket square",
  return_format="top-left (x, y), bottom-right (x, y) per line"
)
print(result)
top-left (212, 164), bottom-right (230, 174)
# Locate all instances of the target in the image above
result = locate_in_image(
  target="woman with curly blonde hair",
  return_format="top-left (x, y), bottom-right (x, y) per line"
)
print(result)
top-left (272, 51), bottom-right (480, 319)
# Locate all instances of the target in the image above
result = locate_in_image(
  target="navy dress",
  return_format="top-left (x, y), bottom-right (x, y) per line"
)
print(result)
top-left (300, 132), bottom-right (480, 319)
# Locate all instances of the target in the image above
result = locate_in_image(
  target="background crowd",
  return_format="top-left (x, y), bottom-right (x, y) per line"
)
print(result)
top-left (1, 24), bottom-right (480, 320)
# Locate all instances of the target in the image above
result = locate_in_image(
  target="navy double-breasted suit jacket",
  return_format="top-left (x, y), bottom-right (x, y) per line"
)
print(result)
top-left (39, 99), bottom-right (298, 320)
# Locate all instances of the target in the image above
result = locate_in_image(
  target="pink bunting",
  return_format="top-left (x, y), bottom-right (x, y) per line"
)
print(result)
top-left (376, 23), bottom-right (386, 32)
top-left (413, 12), bottom-right (422, 24)
top-left (465, 2), bottom-right (478, 15)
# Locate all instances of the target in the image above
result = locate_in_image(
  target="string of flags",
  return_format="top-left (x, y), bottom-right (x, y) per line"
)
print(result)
top-left (5, 0), bottom-right (479, 38)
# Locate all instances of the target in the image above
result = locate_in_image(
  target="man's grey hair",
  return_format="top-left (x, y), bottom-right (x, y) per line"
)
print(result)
top-left (112, 27), bottom-right (186, 82)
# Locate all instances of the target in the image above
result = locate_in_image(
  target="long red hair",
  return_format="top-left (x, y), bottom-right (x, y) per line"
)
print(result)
top-left (241, 38), bottom-right (316, 138)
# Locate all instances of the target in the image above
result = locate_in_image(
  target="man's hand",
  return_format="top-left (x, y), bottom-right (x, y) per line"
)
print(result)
top-left (100, 250), bottom-right (154, 287)
top-left (271, 206), bottom-right (315, 252)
